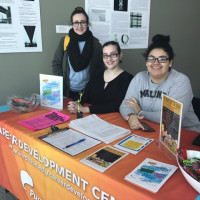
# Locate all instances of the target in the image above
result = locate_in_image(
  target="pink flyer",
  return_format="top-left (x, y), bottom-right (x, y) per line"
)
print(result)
top-left (18, 110), bottom-right (70, 131)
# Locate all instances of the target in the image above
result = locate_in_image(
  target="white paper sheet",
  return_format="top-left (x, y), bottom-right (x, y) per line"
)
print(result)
top-left (69, 114), bottom-right (131, 143)
top-left (39, 128), bottom-right (101, 156)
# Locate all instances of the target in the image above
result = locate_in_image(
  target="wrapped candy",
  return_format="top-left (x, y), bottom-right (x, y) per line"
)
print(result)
top-left (177, 148), bottom-right (200, 182)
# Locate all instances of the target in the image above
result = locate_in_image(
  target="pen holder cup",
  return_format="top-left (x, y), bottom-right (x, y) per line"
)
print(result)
top-left (77, 112), bottom-right (83, 118)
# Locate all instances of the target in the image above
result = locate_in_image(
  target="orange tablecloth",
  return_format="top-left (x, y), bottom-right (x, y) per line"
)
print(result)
top-left (0, 105), bottom-right (199, 200)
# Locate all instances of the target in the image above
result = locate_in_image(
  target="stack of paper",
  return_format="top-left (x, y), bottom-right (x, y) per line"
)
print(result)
top-left (69, 114), bottom-right (131, 143)
top-left (18, 110), bottom-right (70, 131)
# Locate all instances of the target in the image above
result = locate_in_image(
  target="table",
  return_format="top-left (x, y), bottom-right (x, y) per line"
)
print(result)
top-left (0, 104), bottom-right (199, 200)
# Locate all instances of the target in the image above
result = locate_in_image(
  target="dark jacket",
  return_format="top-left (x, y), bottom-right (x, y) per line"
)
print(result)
top-left (52, 35), bottom-right (104, 97)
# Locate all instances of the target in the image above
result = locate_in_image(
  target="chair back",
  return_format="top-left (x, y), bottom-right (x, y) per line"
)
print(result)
top-left (192, 97), bottom-right (200, 121)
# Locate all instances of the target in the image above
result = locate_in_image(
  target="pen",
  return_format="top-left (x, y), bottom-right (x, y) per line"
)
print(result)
top-left (64, 138), bottom-right (86, 149)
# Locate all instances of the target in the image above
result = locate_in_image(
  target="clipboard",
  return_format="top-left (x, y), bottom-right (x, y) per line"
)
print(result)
top-left (38, 125), bottom-right (102, 156)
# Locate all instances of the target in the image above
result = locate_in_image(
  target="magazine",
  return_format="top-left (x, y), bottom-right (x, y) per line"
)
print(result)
top-left (80, 146), bottom-right (128, 172)
top-left (125, 158), bottom-right (178, 193)
top-left (114, 134), bottom-right (153, 154)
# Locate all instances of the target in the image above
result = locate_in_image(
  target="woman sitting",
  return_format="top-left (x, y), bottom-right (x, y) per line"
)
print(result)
top-left (68, 41), bottom-right (133, 114)
top-left (120, 34), bottom-right (200, 133)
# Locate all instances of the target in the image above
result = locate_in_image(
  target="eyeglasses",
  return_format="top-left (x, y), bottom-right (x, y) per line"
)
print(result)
top-left (146, 56), bottom-right (169, 63)
top-left (103, 53), bottom-right (119, 59)
top-left (72, 21), bottom-right (87, 27)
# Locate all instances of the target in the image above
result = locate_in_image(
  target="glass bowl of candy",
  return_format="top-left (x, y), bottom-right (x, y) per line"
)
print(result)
top-left (177, 148), bottom-right (200, 193)
top-left (7, 94), bottom-right (40, 114)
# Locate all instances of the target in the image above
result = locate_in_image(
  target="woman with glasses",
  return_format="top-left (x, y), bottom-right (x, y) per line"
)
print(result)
top-left (67, 41), bottom-right (133, 114)
top-left (120, 34), bottom-right (200, 132)
top-left (52, 7), bottom-right (104, 100)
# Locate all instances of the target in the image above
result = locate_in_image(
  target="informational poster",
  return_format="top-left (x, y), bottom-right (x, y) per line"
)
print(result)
top-left (85, 0), bottom-right (151, 49)
top-left (160, 95), bottom-right (183, 156)
top-left (40, 74), bottom-right (63, 110)
top-left (0, 0), bottom-right (42, 53)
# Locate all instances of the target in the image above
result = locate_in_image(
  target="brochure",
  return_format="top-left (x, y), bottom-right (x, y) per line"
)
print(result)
top-left (39, 128), bottom-right (101, 156)
top-left (160, 95), bottom-right (183, 156)
top-left (40, 74), bottom-right (63, 110)
top-left (18, 110), bottom-right (70, 131)
top-left (69, 114), bottom-right (131, 143)
top-left (80, 146), bottom-right (128, 172)
top-left (125, 158), bottom-right (178, 193)
top-left (114, 134), bottom-right (153, 154)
